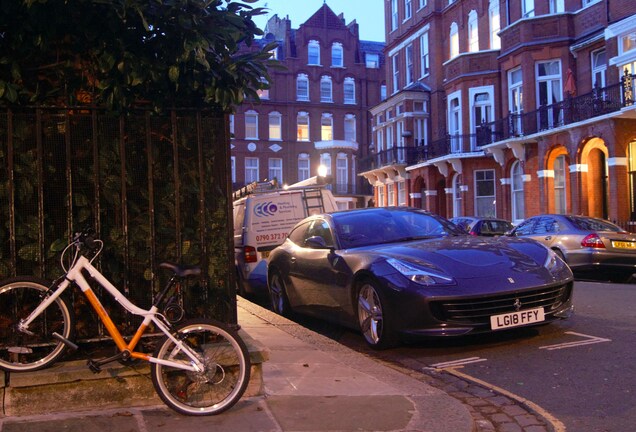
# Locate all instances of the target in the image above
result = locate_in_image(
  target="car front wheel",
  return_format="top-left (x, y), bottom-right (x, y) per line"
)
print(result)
top-left (356, 280), bottom-right (396, 349)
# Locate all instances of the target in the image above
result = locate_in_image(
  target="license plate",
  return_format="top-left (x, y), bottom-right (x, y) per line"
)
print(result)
top-left (260, 251), bottom-right (270, 258)
top-left (490, 307), bottom-right (545, 330)
top-left (612, 241), bottom-right (636, 249)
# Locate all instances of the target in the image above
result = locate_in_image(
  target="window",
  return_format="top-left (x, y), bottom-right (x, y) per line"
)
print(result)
top-left (392, 54), bottom-right (400, 93)
top-left (296, 74), bottom-right (309, 101)
top-left (344, 114), bottom-right (356, 142)
top-left (405, 44), bottom-right (414, 85)
top-left (629, 141), bottom-right (636, 219)
top-left (388, 184), bottom-right (395, 206)
top-left (522, 0), bottom-right (534, 18)
top-left (229, 114), bottom-right (235, 136)
top-left (471, 87), bottom-right (494, 147)
top-left (257, 77), bottom-right (270, 99)
top-left (376, 129), bottom-right (384, 153)
top-left (508, 68), bottom-right (523, 135)
top-left (386, 124), bottom-right (394, 150)
top-left (475, 170), bottom-right (495, 217)
top-left (418, 0), bottom-right (427, 8)
top-left (489, 0), bottom-right (501, 49)
top-left (308, 40), bottom-right (320, 65)
top-left (391, 0), bottom-right (398, 31)
top-left (536, 60), bottom-right (562, 129)
top-left (378, 186), bottom-right (385, 207)
top-left (621, 31), bottom-right (636, 54)
top-left (592, 49), bottom-right (607, 89)
top-left (549, 0), bottom-right (564, 13)
top-left (344, 77), bottom-right (356, 104)
top-left (511, 161), bottom-right (525, 223)
top-left (298, 154), bottom-right (310, 181)
top-left (336, 154), bottom-right (348, 193)
top-left (321, 114), bottom-right (333, 141)
top-left (420, 32), bottom-right (430, 76)
top-left (320, 153), bottom-right (332, 175)
top-left (554, 155), bottom-right (567, 214)
top-left (245, 111), bottom-right (258, 139)
top-left (320, 76), bottom-right (333, 102)
top-left (448, 92), bottom-right (462, 152)
top-left (450, 22), bottom-right (459, 59)
top-left (245, 157), bottom-right (259, 183)
top-left (268, 112), bottom-right (282, 140)
top-left (452, 173), bottom-right (462, 217)
top-left (366, 53), bottom-right (380, 68)
top-left (414, 117), bottom-right (427, 146)
top-left (398, 181), bottom-right (407, 206)
top-left (404, 0), bottom-right (412, 20)
top-left (269, 158), bottom-right (282, 183)
top-left (297, 112), bottom-right (309, 141)
top-left (468, 10), bottom-right (479, 53)
top-left (231, 156), bottom-right (236, 183)
top-left (381, 84), bottom-right (387, 100)
top-left (331, 42), bottom-right (343, 67)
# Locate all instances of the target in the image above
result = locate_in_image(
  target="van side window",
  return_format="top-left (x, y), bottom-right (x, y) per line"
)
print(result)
top-left (288, 221), bottom-right (311, 246)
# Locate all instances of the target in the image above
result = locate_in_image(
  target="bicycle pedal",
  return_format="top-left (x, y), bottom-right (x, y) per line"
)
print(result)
top-left (87, 359), bottom-right (102, 374)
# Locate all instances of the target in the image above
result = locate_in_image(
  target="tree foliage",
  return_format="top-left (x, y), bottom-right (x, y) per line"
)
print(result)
top-left (0, 0), bottom-right (276, 112)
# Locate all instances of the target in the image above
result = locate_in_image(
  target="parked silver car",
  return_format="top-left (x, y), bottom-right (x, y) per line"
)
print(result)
top-left (508, 214), bottom-right (636, 280)
top-left (450, 216), bottom-right (514, 237)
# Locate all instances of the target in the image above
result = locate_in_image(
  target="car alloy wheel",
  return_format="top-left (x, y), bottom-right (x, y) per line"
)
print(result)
top-left (357, 281), bottom-right (394, 349)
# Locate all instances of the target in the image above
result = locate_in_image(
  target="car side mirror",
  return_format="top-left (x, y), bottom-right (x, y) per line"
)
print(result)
top-left (305, 236), bottom-right (329, 249)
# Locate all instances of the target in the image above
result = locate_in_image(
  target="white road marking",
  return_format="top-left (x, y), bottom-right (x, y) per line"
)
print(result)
top-left (430, 357), bottom-right (488, 369)
top-left (539, 331), bottom-right (611, 351)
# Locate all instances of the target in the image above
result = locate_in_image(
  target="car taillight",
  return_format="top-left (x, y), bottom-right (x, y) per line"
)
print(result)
top-left (469, 230), bottom-right (477, 236)
top-left (244, 246), bottom-right (258, 263)
top-left (581, 233), bottom-right (605, 249)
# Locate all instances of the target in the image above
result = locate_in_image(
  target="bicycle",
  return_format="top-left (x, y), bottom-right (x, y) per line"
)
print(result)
top-left (0, 228), bottom-right (251, 416)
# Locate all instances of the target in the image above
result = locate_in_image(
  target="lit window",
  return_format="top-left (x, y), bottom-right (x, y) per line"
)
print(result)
top-left (256, 77), bottom-right (270, 100)
top-left (450, 22), bottom-right (459, 58)
top-left (468, 10), bottom-right (479, 53)
top-left (489, 0), bottom-right (501, 50)
top-left (245, 111), bottom-right (258, 139)
top-left (321, 114), bottom-right (333, 141)
top-left (269, 112), bottom-right (282, 140)
top-left (297, 112), bottom-right (309, 141)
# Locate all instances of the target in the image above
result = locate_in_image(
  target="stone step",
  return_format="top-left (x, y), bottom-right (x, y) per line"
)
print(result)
top-left (1, 330), bottom-right (268, 417)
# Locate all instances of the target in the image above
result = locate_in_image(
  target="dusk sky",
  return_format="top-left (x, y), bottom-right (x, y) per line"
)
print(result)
top-left (251, 0), bottom-right (386, 42)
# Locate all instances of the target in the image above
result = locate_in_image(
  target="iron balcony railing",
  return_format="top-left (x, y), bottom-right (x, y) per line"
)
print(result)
top-left (360, 74), bottom-right (635, 172)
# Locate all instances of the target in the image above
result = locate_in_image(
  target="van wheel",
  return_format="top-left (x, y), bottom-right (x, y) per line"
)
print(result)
top-left (268, 270), bottom-right (291, 316)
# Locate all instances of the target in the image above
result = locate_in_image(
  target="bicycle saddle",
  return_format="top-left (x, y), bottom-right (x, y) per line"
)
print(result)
top-left (159, 262), bottom-right (202, 278)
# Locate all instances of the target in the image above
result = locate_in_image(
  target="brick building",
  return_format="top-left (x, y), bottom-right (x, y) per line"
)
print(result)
top-left (231, 4), bottom-right (385, 209)
top-left (361, 0), bottom-right (636, 227)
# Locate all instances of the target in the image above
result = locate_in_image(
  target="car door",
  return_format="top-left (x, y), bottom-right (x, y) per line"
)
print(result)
top-left (286, 219), bottom-right (339, 313)
top-left (527, 216), bottom-right (560, 248)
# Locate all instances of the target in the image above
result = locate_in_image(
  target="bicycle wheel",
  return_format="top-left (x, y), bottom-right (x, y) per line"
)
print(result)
top-left (151, 319), bottom-right (251, 415)
top-left (0, 277), bottom-right (74, 372)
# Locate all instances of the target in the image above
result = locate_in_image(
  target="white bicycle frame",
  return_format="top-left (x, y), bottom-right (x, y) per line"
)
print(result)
top-left (19, 255), bottom-right (204, 372)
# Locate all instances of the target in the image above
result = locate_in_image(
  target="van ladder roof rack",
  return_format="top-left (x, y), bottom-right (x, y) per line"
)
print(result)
top-left (302, 187), bottom-right (326, 215)
top-left (232, 180), bottom-right (278, 200)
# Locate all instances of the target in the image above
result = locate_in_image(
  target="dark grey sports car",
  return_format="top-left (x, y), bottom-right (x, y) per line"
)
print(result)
top-left (267, 207), bottom-right (574, 349)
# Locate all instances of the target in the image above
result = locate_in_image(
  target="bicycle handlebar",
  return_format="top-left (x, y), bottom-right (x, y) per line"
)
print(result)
top-left (73, 227), bottom-right (99, 251)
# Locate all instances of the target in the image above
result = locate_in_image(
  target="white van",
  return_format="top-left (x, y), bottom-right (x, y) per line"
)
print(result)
top-left (233, 178), bottom-right (338, 295)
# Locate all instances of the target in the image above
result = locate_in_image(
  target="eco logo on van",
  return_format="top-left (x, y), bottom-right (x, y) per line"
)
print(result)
top-left (254, 202), bottom-right (278, 217)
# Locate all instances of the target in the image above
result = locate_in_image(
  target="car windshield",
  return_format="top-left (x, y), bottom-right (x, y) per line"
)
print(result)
top-left (567, 216), bottom-right (624, 232)
top-left (334, 209), bottom-right (465, 248)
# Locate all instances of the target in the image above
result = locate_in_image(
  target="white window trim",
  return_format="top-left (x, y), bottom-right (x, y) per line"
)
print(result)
top-left (245, 110), bottom-right (259, 140)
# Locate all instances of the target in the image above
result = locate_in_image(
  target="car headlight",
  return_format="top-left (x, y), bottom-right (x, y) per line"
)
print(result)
top-left (386, 258), bottom-right (455, 286)
top-left (544, 249), bottom-right (568, 275)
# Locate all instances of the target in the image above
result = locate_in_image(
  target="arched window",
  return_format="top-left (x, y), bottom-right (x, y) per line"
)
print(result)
top-left (331, 42), bottom-right (343, 67)
top-left (450, 22), bottom-right (459, 58)
top-left (297, 112), bottom-right (309, 141)
top-left (489, 0), bottom-right (501, 50)
top-left (468, 10), bottom-right (479, 52)
top-left (268, 111), bottom-right (282, 140)
top-left (321, 113), bottom-right (333, 141)
top-left (320, 76), bottom-right (333, 102)
top-left (308, 40), bottom-right (320, 65)
top-left (296, 74), bottom-right (309, 101)
top-left (344, 77), bottom-right (356, 104)
top-left (511, 161), bottom-right (525, 223)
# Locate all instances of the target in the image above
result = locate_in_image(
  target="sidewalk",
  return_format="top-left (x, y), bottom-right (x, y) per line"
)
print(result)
top-left (0, 298), bottom-right (483, 431)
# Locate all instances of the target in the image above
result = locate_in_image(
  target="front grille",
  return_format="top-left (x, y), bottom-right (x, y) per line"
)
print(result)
top-left (430, 283), bottom-right (572, 325)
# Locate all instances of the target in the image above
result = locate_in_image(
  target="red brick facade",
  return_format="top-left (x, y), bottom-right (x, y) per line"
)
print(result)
top-left (362, 0), bottom-right (636, 228)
